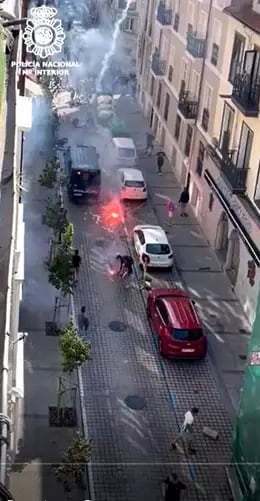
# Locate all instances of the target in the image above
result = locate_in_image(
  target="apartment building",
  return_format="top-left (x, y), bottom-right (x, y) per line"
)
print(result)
top-left (111, 0), bottom-right (138, 77)
top-left (136, 0), bottom-right (260, 324)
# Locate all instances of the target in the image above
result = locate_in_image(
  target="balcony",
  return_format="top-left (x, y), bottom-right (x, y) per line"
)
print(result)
top-left (186, 31), bottom-right (206, 58)
top-left (151, 52), bottom-right (166, 77)
top-left (157, 3), bottom-right (172, 25)
top-left (178, 81), bottom-right (198, 120)
top-left (207, 144), bottom-right (249, 194)
top-left (232, 73), bottom-right (260, 117)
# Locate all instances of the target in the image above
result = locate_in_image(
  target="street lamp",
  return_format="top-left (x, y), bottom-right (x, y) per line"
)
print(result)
top-left (11, 332), bottom-right (28, 345)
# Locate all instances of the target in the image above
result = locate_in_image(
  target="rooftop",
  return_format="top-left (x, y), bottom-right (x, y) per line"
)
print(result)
top-left (224, 0), bottom-right (260, 34)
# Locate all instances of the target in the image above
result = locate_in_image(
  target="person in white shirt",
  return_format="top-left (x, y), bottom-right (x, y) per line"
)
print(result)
top-left (171, 407), bottom-right (199, 454)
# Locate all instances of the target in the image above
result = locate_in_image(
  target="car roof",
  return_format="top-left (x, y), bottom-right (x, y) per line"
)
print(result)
top-left (134, 225), bottom-right (169, 244)
top-left (70, 146), bottom-right (99, 170)
top-left (118, 168), bottom-right (144, 181)
top-left (113, 137), bottom-right (136, 149)
top-left (162, 295), bottom-right (201, 330)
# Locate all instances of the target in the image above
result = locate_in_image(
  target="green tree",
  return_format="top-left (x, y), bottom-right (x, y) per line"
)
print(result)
top-left (44, 198), bottom-right (68, 236)
top-left (39, 159), bottom-right (59, 188)
top-left (53, 432), bottom-right (92, 492)
top-left (48, 244), bottom-right (75, 296)
top-left (63, 223), bottom-right (74, 247)
top-left (59, 318), bottom-right (91, 373)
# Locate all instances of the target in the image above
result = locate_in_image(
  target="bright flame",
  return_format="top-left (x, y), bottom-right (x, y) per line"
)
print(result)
top-left (111, 212), bottom-right (119, 219)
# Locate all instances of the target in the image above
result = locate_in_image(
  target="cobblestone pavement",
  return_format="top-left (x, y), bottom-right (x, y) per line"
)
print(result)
top-left (56, 95), bottom-right (247, 501)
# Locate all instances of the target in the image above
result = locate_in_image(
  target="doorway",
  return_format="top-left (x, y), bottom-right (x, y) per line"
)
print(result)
top-left (215, 212), bottom-right (229, 264)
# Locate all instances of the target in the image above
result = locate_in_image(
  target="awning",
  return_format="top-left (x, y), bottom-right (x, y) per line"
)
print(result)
top-left (204, 169), bottom-right (260, 266)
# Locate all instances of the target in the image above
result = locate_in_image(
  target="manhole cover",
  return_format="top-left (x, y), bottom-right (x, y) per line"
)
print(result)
top-left (239, 354), bottom-right (247, 360)
top-left (95, 238), bottom-right (106, 248)
top-left (109, 321), bottom-right (126, 332)
top-left (124, 395), bottom-right (146, 410)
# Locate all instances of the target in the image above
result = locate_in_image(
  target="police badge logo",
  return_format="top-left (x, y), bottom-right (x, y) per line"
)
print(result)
top-left (23, 5), bottom-right (66, 59)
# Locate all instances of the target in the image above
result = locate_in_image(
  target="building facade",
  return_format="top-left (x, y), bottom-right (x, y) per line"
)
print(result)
top-left (111, 0), bottom-right (138, 79)
top-left (136, 0), bottom-right (260, 324)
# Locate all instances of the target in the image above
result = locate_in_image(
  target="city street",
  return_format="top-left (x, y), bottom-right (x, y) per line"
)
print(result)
top-left (57, 94), bottom-right (250, 500)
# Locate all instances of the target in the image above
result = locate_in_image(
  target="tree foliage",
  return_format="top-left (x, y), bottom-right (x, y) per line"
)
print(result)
top-left (53, 432), bottom-right (92, 492)
top-left (39, 159), bottom-right (59, 188)
top-left (59, 318), bottom-right (91, 373)
top-left (48, 243), bottom-right (75, 296)
top-left (44, 197), bottom-right (68, 235)
top-left (63, 223), bottom-right (74, 247)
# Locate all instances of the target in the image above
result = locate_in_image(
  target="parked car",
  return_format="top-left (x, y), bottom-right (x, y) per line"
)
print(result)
top-left (118, 168), bottom-right (147, 200)
top-left (112, 137), bottom-right (137, 166)
top-left (133, 225), bottom-right (174, 269)
top-left (147, 288), bottom-right (207, 358)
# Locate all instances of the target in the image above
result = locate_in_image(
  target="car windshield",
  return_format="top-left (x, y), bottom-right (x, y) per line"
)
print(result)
top-left (173, 329), bottom-right (203, 341)
top-left (146, 243), bottom-right (170, 255)
top-left (125, 180), bottom-right (145, 188)
top-left (118, 147), bottom-right (135, 158)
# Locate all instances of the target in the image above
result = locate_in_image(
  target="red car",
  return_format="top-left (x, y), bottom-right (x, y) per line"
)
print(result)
top-left (147, 288), bottom-right (207, 359)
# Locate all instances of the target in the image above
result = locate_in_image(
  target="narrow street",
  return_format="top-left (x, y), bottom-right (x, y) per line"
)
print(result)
top-left (57, 95), bottom-right (250, 500)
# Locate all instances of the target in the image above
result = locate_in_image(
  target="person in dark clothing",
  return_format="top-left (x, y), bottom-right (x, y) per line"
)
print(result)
top-left (156, 151), bottom-right (166, 175)
top-left (146, 132), bottom-right (154, 155)
top-left (116, 255), bottom-right (134, 276)
top-left (162, 473), bottom-right (186, 501)
top-left (178, 187), bottom-right (190, 216)
top-left (72, 249), bottom-right (82, 278)
top-left (77, 306), bottom-right (89, 337)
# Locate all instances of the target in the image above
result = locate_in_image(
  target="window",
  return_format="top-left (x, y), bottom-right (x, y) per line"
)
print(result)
top-left (180, 58), bottom-right (188, 87)
top-left (173, 328), bottom-right (203, 341)
top-left (201, 84), bottom-right (212, 131)
top-left (150, 76), bottom-right (155, 97)
top-left (155, 300), bottom-right (169, 324)
top-left (123, 17), bottom-right (134, 32)
top-left (164, 93), bottom-right (170, 121)
top-left (146, 243), bottom-right (171, 255)
top-left (208, 193), bottom-right (214, 211)
top-left (135, 230), bottom-right (145, 244)
top-left (236, 123), bottom-right (253, 170)
top-left (124, 180), bottom-right (145, 188)
top-left (198, 11), bottom-right (208, 38)
top-left (187, 1), bottom-right (194, 32)
top-left (191, 70), bottom-right (200, 99)
top-left (254, 162), bottom-right (260, 208)
top-left (174, 114), bottom-right (181, 141)
top-left (229, 32), bottom-right (245, 84)
top-left (185, 125), bottom-right (193, 157)
top-left (210, 19), bottom-right (221, 67)
top-left (219, 103), bottom-right (234, 154)
top-left (156, 82), bottom-right (162, 108)
top-left (168, 64), bottom-right (173, 82)
top-left (196, 142), bottom-right (205, 176)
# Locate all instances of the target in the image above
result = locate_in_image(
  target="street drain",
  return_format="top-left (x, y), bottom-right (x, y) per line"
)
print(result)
top-left (239, 354), bottom-right (247, 360)
top-left (124, 395), bottom-right (146, 410)
top-left (109, 321), bottom-right (126, 332)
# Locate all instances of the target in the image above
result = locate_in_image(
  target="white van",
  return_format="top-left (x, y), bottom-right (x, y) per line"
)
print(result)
top-left (112, 137), bottom-right (137, 166)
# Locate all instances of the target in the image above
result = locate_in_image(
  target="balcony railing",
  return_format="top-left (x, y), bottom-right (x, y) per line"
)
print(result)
top-left (186, 31), bottom-right (206, 58)
top-left (232, 72), bottom-right (260, 117)
top-left (178, 82), bottom-right (198, 119)
top-left (207, 144), bottom-right (249, 194)
top-left (173, 12), bottom-right (179, 31)
top-left (157, 3), bottom-right (172, 25)
top-left (151, 52), bottom-right (166, 76)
